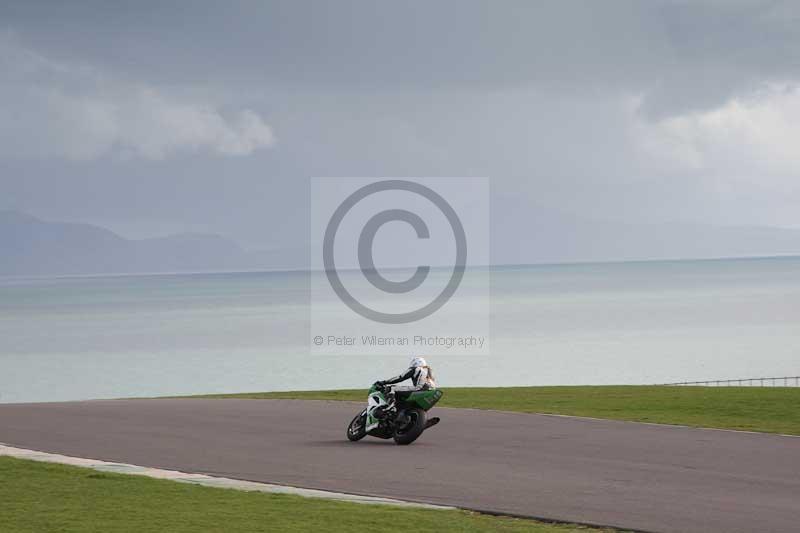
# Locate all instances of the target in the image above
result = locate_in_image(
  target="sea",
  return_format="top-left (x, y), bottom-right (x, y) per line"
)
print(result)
top-left (1, 256), bottom-right (799, 403)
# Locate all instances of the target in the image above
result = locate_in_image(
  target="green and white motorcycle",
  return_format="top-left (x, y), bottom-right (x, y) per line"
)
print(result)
top-left (346, 383), bottom-right (442, 445)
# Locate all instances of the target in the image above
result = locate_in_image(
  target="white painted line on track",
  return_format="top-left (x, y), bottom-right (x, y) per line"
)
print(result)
top-left (0, 443), bottom-right (455, 511)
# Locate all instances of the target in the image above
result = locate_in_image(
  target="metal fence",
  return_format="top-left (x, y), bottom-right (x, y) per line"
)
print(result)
top-left (661, 376), bottom-right (800, 387)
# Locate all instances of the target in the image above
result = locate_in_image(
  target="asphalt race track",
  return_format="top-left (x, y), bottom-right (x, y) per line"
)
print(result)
top-left (1, 399), bottom-right (798, 532)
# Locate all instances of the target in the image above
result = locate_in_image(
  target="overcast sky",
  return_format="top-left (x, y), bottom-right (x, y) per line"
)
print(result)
top-left (1, 0), bottom-right (800, 254)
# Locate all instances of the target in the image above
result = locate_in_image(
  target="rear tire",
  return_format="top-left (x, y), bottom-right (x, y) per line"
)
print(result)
top-left (347, 412), bottom-right (367, 441)
top-left (393, 408), bottom-right (427, 445)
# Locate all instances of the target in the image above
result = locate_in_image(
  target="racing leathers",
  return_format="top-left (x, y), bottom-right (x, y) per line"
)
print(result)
top-left (377, 365), bottom-right (437, 409)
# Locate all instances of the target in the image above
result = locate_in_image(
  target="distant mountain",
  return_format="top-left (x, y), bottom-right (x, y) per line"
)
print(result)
top-left (2, 209), bottom-right (800, 276)
top-left (0, 211), bottom-right (262, 276)
top-left (490, 195), bottom-right (800, 265)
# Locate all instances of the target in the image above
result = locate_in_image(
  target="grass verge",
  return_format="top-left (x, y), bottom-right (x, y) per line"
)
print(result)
top-left (191, 386), bottom-right (800, 435)
top-left (0, 456), bottom-right (611, 533)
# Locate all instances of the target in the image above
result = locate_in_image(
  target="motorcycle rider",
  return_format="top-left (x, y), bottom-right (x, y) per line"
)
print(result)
top-left (375, 356), bottom-right (437, 410)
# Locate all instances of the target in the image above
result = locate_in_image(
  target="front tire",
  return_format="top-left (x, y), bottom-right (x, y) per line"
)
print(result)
top-left (393, 408), bottom-right (427, 445)
top-left (347, 411), bottom-right (367, 441)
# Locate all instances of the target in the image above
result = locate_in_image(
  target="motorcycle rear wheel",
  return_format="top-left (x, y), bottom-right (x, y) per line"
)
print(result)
top-left (347, 412), bottom-right (367, 441)
top-left (393, 408), bottom-right (427, 445)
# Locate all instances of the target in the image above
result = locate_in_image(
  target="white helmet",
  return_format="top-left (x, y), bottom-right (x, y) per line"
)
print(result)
top-left (410, 357), bottom-right (427, 368)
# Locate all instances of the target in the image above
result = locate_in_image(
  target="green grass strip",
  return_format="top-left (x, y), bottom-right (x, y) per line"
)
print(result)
top-left (0, 457), bottom-right (611, 533)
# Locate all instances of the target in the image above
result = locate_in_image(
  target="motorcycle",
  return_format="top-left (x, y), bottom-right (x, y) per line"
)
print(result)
top-left (346, 383), bottom-right (442, 445)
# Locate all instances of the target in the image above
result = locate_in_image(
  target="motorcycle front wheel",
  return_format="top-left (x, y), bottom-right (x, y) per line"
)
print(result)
top-left (346, 411), bottom-right (367, 441)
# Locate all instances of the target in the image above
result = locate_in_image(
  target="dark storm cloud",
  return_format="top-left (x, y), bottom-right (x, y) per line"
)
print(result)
top-left (3, 1), bottom-right (799, 116)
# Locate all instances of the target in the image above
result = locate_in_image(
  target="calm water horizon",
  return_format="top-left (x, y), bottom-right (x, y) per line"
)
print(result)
top-left (2, 255), bottom-right (799, 403)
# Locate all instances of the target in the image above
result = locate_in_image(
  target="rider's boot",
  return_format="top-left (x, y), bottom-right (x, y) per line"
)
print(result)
top-left (385, 390), bottom-right (396, 410)
top-left (373, 390), bottom-right (396, 421)
top-left (425, 417), bottom-right (440, 429)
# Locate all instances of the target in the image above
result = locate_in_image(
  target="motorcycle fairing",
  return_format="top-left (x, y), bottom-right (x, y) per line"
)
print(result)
top-left (365, 389), bottom-right (388, 432)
